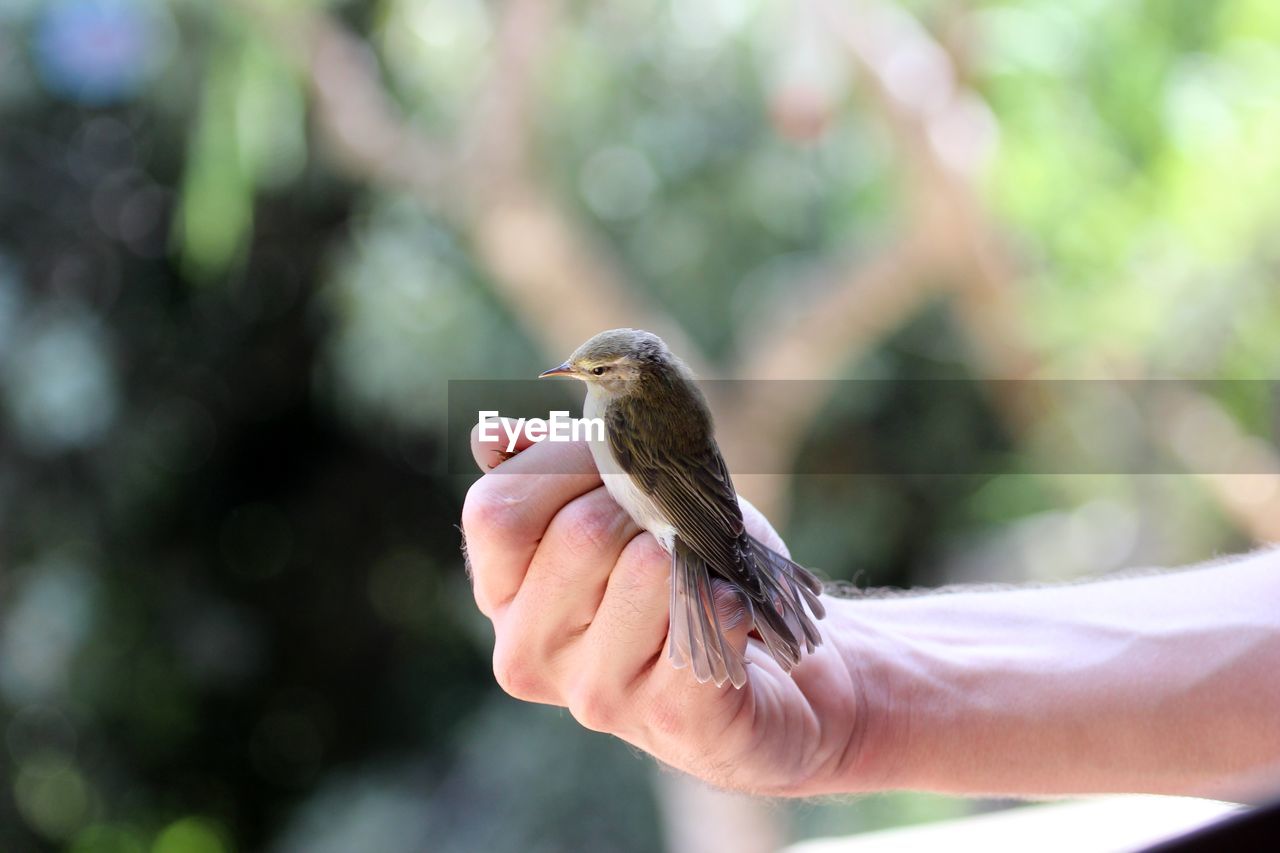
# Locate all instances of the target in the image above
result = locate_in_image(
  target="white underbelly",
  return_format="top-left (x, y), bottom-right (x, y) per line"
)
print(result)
top-left (584, 388), bottom-right (677, 551)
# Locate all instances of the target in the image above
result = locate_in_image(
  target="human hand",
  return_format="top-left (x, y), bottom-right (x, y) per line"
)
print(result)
top-left (461, 424), bottom-right (878, 796)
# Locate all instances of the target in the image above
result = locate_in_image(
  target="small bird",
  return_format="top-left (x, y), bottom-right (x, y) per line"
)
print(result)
top-left (539, 328), bottom-right (825, 688)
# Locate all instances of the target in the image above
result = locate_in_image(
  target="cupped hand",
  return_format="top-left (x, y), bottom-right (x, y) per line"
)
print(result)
top-left (461, 424), bottom-right (878, 796)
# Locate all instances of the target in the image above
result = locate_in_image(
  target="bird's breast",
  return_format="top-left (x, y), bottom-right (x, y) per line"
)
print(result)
top-left (583, 388), bottom-right (677, 551)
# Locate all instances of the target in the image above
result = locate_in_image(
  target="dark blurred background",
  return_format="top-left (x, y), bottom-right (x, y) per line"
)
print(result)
top-left (1, 0), bottom-right (1279, 851)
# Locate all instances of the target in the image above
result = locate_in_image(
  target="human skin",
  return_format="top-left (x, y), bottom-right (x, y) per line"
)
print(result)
top-left (461, 428), bottom-right (1280, 802)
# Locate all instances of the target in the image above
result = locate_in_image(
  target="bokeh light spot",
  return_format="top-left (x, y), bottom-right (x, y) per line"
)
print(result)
top-left (14, 753), bottom-right (93, 841)
top-left (2, 311), bottom-right (119, 454)
top-left (0, 561), bottom-right (97, 704)
top-left (32, 0), bottom-right (174, 105)
top-left (151, 817), bottom-right (227, 853)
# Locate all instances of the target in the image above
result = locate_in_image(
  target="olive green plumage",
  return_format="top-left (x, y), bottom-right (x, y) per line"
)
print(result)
top-left (540, 328), bottom-right (825, 688)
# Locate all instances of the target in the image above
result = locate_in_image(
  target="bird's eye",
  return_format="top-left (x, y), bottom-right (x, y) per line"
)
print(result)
top-left (591, 366), bottom-right (607, 376)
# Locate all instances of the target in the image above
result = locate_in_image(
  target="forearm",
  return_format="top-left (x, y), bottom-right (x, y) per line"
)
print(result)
top-left (834, 548), bottom-right (1280, 800)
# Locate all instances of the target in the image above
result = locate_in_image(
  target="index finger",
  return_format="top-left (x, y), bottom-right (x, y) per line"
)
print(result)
top-left (461, 425), bottom-right (603, 615)
top-left (471, 416), bottom-right (543, 472)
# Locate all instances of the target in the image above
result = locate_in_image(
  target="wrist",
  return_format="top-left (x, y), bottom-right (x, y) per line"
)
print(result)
top-left (827, 590), bottom-right (1082, 796)
top-left (821, 598), bottom-right (918, 794)
top-left (825, 592), bottom-right (1062, 796)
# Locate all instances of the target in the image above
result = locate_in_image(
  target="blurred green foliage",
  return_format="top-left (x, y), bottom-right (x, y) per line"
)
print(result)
top-left (0, 0), bottom-right (1277, 850)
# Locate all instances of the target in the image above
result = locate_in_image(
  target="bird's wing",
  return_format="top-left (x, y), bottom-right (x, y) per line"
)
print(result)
top-left (607, 384), bottom-right (827, 683)
top-left (606, 395), bottom-right (761, 596)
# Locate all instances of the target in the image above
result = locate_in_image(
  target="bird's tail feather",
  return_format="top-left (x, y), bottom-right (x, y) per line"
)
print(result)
top-left (668, 536), bottom-right (825, 689)
top-left (669, 541), bottom-right (750, 688)
top-left (748, 536), bottom-right (825, 655)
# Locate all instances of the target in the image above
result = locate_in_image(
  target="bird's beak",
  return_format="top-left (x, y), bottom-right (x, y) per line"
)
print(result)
top-left (538, 361), bottom-right (576, 379)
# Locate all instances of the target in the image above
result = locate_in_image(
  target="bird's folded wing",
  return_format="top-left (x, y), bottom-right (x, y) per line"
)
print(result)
top-left (605, 401), bottom-right (755, 592)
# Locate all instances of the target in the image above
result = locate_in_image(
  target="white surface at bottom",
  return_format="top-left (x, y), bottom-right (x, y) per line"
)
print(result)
top-left (785, 796), bottom-right (1243, 853)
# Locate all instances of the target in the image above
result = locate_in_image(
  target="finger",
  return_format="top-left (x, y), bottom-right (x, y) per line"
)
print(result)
top-left (520, 487), bottom-right (641, 632)
top-left (470, 418), bottom-right (542, 472)
top-left (572, 536), bottom-right (759, 734)
top-left (709, 577), bottom-right (755, 667)
top-left (498, 488), bottom-right (641, 703)
top-left (565, 532), bottom-right (672, 731)
top-left (461, 437), bottom-right (601, 617)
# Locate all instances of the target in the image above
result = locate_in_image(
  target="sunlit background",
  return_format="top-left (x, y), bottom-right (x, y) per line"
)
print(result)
top-left (2, 0), bottom-right (1279, 850)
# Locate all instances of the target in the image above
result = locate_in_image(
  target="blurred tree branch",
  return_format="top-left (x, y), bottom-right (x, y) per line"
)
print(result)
top-left (819, 0), bottom-right (1280, 545)
top-left (254, 3), bottom-right (457, 198)
top-left (459, 0), bottom-right (557, 198)
top-left (238, 0), bottom-right (1279, 551)
top-left (815, 0), bottom-right (1037, 387)
top-left (236, 0), bottom-right (706, 372)
top-left (238, 4), bottom-right (950, 407)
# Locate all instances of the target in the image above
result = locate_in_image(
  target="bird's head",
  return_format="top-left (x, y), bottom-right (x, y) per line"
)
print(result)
top-left (538, 328), bottom-right (674, 395)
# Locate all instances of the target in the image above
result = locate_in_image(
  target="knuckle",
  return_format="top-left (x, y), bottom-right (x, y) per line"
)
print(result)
top-left (492, 640), bottom-right (543, 701)
top-left (471, 579), bottom-right (506, 621)
top-left (553, 491), bottom-right (621, 559)
top-left (614, 534), bottom-right (669, 588)
top-left (566, 679), bottom-right (618, 733)
top-left (462, 482), bottom-right (526, 543)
